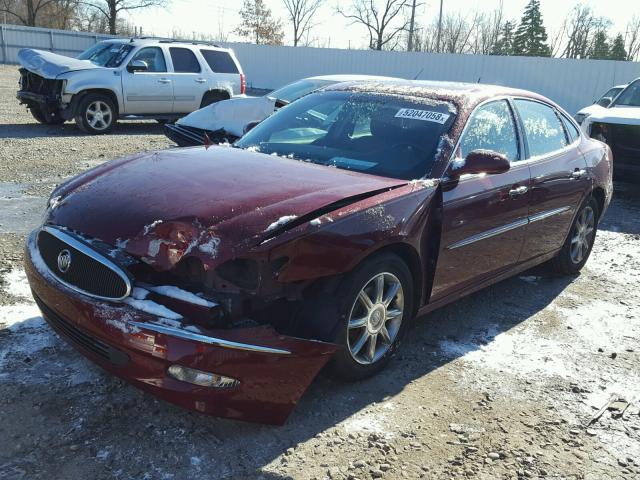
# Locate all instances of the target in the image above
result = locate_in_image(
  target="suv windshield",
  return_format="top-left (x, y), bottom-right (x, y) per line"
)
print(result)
top-left (78, 42), bottom-right (134, 67)
top-left (236, 91), bottom-right (456, 180)
top-left (612, 80), bottom-right (640, 107)
top-left (268, 79), bottom-right (335, 103)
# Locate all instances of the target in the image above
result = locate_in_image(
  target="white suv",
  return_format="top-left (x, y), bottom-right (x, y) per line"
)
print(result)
top-left (17, 38), bottom-right (245, 134)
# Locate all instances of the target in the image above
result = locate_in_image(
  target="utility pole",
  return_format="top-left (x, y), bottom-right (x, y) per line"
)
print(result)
top-left (407, 0), bottom-right (417, 51)
top-left (435, 0), bottom-right (443, 53)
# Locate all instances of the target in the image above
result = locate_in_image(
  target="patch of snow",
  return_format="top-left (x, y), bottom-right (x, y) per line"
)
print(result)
top-left (122, 298), bottom-right (182, 320)
top-left (96, 449), bottom-right (110, 460)
top-left (519, 275), bottom-right (539, 284)
top-left (143, 220), bottom-right (163, 235)
top-left (131, 287), bottom-right (150, 300)
top-left (48, 195), bottom-right (62, 211)
top-left (341, 405), bottom-right (396, 439)
top-left (146, 239), bottom-right (170, 258)
top-left (450, 157), bottom-right (466, 170)
top-left (115, 238), bottom-right (129, 250)
top-left (190, 457), bottom-right (201, 467)
top-left (309, 218), bottom-right (322, 226)
top-left (105, 317), bottom-right (141, 334)
top-left (409, 178), bottom-right (439, 188)
top-left (265, 215), bottom-right (298, 233)
top-left (0, 303), bottom-right (55, 369)
top-left (145, 285), bottom-right (217, 308)
top-left (3, 268), bottom-right (32, 299)
top-left (153, 317), bottom-right (183, 329)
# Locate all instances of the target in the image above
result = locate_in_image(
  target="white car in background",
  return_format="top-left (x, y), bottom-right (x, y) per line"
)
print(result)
top-left (164, 74), bottom-right (398, 146)
top-left (581, 78), bottom-right (640, 179)
top-left (17, 38), bottom-right (245, 134)
top-left (574, 84), bottom-right (627, 125)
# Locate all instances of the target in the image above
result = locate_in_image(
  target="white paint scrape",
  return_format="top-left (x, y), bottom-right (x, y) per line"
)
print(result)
top-left (265, 215), bottom-right (298, 232)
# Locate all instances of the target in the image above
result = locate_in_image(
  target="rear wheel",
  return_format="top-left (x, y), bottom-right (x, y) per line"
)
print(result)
top-left (200, 91), bottom-right (229, 108)
top-left (328, 253), bottom-right (414, 381)
top-left (551, 197), bottom-right (598, 275)
top-left (75, 93), bottom-right (116, 134)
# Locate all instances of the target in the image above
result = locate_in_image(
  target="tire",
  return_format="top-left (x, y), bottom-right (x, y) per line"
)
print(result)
top-left (550, 196), bottom-right (599, 275)
top-left (74, 93), bottom-right (116, 134)
top-left (200, 91), bottom-right (228, 109)
top-left (29, 106), bottom-right (65, 125)
top-left (326, 253), bottom-right (415, 381)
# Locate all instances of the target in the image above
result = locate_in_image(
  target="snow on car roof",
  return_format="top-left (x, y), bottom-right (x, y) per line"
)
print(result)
top-left (306, 74), bottom-right (400, 82)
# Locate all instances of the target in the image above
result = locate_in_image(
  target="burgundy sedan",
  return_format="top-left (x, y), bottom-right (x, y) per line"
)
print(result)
top-left (25, 80), bottom-right (613, 424)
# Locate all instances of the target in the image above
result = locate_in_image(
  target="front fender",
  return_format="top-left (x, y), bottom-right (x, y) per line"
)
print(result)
top-left (59, 70), bottom-right (124, 113)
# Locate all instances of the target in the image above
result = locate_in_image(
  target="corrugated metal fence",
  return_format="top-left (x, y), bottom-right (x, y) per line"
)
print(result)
top-left (3, 23), bottom-right (640, 114)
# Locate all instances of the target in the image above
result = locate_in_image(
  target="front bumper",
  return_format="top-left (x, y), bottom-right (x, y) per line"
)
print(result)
top-left (25, 230), bottom-right (336, 424)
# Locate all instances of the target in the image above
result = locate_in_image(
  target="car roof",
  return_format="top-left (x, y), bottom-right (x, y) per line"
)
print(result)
top-left (322, 79), bottom-right (551, 110)
top-left (306, 74), bottom-right (400, 82)
top-left (101, 38), bottom-right (231, 51)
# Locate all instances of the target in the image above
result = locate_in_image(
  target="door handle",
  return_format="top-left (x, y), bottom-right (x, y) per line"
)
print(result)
top-left (571, 168), bottom-right (587, 179)
top-left (158, 78), bottom-right (171, 84)
top-left (195, 78), bottom-right (207, 84)
top-left (509, 185), bottom-right (529, 198)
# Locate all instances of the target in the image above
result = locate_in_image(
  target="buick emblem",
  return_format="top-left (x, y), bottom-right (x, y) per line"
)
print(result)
top-left (57, 249), bottom-right (72, 273)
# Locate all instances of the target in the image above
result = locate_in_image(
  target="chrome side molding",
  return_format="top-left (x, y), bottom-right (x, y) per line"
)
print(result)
top-left (130, 321), bottom-right (292, 355)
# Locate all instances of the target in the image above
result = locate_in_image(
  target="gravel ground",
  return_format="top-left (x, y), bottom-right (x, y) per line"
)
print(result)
top-left (1, 63), bottom-right (639, 480)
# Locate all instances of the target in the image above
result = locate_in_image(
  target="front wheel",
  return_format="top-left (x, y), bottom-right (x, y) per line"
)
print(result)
top-left (29, 106), bottom-right (65, 125)
top-left (328, 253), bottom-right (414, 381)
top-left (75, 93), bottom-right (116, 134)
top-left (551, 197), bottom-right (599, 275)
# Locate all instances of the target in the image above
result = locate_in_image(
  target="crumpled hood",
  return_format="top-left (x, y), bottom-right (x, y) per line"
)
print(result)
top-left (177, 96), bottom-right (276, 137)
top-left (18, 48), bottom-right (101, 78)
top-left (47, 147), bottom-right (407, 270)
top-left (586, 106), bottom-right (640, 126)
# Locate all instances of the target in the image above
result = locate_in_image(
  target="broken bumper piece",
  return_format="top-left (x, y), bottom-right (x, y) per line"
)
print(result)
top-left (24, 231), bottom-right (336, 425)
top-left (164, 123), bottom-right (239, 147)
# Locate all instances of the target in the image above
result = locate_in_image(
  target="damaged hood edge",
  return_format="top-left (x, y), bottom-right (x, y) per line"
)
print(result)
top-left (18, 48), bottom-right (102, 79)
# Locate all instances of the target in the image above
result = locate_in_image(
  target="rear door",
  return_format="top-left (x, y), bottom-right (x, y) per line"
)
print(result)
top-left (121, 46), bottom-right (173, 114)
top-left (431, 99), bottom-right (531, 300)
top-left (199, 48), bottom-right (241, 95)
top-left (514, 99), bottom-right (592, 261)
top-left (167, 47), bottom-right (208, 113)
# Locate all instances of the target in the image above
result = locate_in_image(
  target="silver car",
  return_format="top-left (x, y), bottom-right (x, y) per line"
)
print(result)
top-left (16, 38), bottom-right (245, 134)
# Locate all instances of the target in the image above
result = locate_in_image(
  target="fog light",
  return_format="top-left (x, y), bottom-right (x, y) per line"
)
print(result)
top-left (167, 365), bottom-right (240, 388)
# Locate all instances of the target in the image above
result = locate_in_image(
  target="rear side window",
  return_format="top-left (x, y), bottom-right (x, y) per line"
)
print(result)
top-left (200, 50), bottom-right (239, 73)
top-left (560, 114), bottom-right (580, 143)
top-left (169, 48), bottom-right (201, 73)
top-left (514, 100), bottom-right (567, 157)
top-left (459, 100), bottom-right (519, 162)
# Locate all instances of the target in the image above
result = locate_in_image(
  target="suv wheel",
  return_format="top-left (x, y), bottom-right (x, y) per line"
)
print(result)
top-left (75, 94), bottom-right (116, 134)
top-left (29, 106), bottom-right (65, 125)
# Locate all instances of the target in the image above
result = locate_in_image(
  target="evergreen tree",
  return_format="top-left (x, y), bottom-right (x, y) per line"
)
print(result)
top-left (491, 21), bottom-right (515, 55)
top-left (512, 0), bottom-right (551, 57)
top-left (589, 31), bottom-right (610, 59)
top-left (609, 34), bottom-right (628, 61)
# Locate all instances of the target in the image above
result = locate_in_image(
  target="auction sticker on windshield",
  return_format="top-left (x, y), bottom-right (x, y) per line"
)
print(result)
top-left (395, 108), bottom-right (450, 124)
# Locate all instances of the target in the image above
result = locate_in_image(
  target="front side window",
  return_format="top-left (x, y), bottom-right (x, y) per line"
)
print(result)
top-left (514, 99), bottom-right (567, 157)
top-left (458, 100), bottom-right (519, 161)
top-left (129, 47), bottom-right (166, 72)
top-left (169, 48), bottom-right (201, 73)
top-left (78, 42), bottom-right (133, 68)
top-left (236, 91), bottom-right (456, 180)
top-left (612, 80), bottom-right (640, 107)
top-left (600, 87), bottom-right (623, 101)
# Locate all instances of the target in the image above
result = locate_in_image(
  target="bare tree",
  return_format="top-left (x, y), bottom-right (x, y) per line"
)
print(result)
top-left (625, 15), bottom-right (640, 61)
top-left (282, 0), bottom-right (323, 46)
top-left (80, 0), bottom-right (166, 35)
top-left (553, 5), bottom-right (610, 59)
top-left (338, 0), bottom-right (410, 51)
top-left (0, 0), bottom-right (64, 26)
top-left (468, 5), bottom-right (504, 55)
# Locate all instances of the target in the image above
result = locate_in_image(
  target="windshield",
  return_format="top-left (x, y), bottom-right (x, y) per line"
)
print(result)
top-left (612, 80), bottom-right (640, 107)
top-left (236, 91), bottom-right (456, 180)
top-left (78, 42), bottom-right (134, 67)
top-left (267, 79), bottom-right (336, 103)
top-left (600, 87), bottom-right (623, 101)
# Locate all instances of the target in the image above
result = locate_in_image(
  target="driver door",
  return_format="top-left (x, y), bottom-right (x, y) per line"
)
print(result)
top-left (431, 99), bottom-right (531, 300)
top-left (121, 46), bottom-right (173, 115)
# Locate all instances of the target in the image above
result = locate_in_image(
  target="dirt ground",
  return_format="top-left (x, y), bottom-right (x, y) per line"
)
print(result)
top-left (0, 64), bottom-right (638, 480)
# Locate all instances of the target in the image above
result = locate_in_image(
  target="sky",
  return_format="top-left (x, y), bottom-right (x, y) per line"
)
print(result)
top-left (125, 0), bottom-right (639, 50)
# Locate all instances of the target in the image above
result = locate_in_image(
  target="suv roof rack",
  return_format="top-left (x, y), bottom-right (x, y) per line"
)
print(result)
top-left (128, 37), bottom-right (222, 48)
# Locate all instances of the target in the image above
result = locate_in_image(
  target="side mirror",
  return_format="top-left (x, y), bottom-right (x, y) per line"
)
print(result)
top-left (243, 121), bottom-right (260, 134)
top-left (596, 97), bottom-right (612, 108)
top-left (127, 60), bottom-right (149, 73)
top-left (448, 149), bottom-right (510, 178)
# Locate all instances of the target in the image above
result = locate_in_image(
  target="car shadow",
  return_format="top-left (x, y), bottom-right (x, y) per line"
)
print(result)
top-left (599, 181), bottom-right (640, 234)
top-left (0, 121), bottom-right (166, 139)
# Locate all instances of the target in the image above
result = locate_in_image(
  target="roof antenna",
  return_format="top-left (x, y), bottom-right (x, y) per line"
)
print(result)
top-left (477, 76), bottom-right (482, 83)
top-left (413, 68), bottom-right (424, 80)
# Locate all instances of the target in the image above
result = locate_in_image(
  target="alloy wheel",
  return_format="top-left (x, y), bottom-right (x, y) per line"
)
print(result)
top-left (85, 100), bottom-right (113, 131)
top-left (570, 206), bottom-right (595, 264)
top-left (347, 272), bottom-right (404, 365)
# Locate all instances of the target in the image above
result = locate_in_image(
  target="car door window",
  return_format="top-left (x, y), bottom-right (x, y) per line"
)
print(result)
top-left (459, 100), bottom-right (519, 161)
top-left (169, 48), bottom-right (201, 73)
top-left (560, 113), bottom-right (580, 143)
top-left (514, 99), bottom-right (567, 157)
top-left (129, 47), bottom-right (166, 72)
top-left (200, 50), bottom-right (239, 73)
